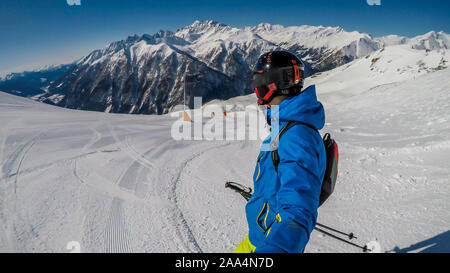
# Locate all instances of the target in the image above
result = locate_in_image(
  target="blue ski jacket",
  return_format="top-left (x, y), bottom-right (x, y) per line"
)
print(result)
top-left (245, 85), bottom-right (326, 253)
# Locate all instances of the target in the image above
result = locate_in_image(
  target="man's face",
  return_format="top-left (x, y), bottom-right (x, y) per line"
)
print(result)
top-left (266, 96), bottom-right (287, 109)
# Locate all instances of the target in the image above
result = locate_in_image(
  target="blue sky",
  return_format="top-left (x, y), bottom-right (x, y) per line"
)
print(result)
top-left (0, 0), bottom-right (449, 75)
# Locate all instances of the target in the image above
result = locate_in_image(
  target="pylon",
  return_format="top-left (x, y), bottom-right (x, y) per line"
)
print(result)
top-left (182, 111), bottom-right (192, 122)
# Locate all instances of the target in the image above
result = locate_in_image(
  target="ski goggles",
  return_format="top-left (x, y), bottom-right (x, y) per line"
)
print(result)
top-left (252, 66), bottom-right (302, 105)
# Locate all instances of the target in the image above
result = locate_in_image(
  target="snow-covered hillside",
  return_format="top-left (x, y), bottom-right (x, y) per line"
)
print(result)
top-left (305, 44), bottom-right (448, 105)
top-left (246, 23), bottom-right (380, 59)
top-left (1, 64), bottom-right (449, 252)
top-left (410, 31), bottom-right (450, 50)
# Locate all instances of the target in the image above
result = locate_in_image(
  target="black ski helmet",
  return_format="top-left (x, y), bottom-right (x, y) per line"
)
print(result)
top-left (252, 51), bottom-right (305, 105)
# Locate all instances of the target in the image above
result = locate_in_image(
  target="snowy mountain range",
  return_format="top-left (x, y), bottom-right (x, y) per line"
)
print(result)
top-left (1, 21), bottom-right (449, 114)
top-left (0, 64), bottom-right (73, 99)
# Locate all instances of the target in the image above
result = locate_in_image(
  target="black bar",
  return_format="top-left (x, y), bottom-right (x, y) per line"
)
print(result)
top-left (0, 253), bottom-right (445, 272)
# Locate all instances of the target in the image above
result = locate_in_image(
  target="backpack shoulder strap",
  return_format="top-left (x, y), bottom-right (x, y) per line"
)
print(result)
top-left (271, 121), bottom-right (319, 172)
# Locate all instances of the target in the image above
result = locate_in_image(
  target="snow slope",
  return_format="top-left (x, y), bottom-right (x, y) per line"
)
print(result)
top-left (1, 67), bottom-right (449, 253)
top-left (305, 45), bottom-right (449, 105)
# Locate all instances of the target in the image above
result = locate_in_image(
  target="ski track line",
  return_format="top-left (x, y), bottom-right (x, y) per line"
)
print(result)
top-left (111, 128), bottom-right (207, 252)
top-left (13, 137), bottom-right (39, 194)
top-left (8, 133), bottom-right (50, 251)
top-left (99, 127), bottom-right (171, 252)
top-left (124, 135), bottom-right (157, 169)
top-left (0, 104), bottom-right (27, 108)
top-left (1, 132), bottom-right (43, 194)
top-left (116, 127), bottom-right (214, 252)
top-left (169, 141), bottom-right (234, 253)
top-left (104, 197), bottom-right (133, 253)
top-left (116, 135), bottom-right (171, 190)
top-left (0, 128), bottom-right (6, 176)
top-left (0, 127), bottom-right (40, 251)
top-left (84, 123), bottom-right (103, 152)
top-left (0, 127), bottom-right (12, 251)
top-left (7, 125), bottom-right (103, 252)
top-left (2, 135), bottom-right (37, 183)
top-left (73, 122), bottom-right (103, 185)
top-left (113, 136), bottom-right (176, 251)
top-left (133, 135), bottom-right (203, 252)
top-left (0, 150), bottom-right (99, 182)
top-left (75, 122), bottom-right (160, 252)
top-left (72, 122), bottom-right (105, 250)
top-left (106, 122), bottom-right (156, 170)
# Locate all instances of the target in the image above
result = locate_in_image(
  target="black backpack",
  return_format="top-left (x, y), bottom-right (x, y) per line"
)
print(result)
top-left (271, 121), bottom-right (339, 207)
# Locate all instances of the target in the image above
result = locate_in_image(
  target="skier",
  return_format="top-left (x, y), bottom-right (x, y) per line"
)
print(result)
top-left (234, 51), bottom-right (327, 253)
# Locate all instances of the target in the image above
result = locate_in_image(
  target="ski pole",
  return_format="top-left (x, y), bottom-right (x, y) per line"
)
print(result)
top-left (225, 182), bottom-right (252, 201)
top-left (225, 182), bottom-right (357, 240)
top-left (225, 182), bottom-right (358, 241)
top-left (314, 227), bottom-right (369, 252)
top-left (224, 182), bottom-right (365, 250)
top-left (316, 223), bottom-right (356, 240)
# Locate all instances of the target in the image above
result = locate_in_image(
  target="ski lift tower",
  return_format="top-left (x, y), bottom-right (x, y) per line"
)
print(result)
top-left (183, 74), bottom-right (201, 121)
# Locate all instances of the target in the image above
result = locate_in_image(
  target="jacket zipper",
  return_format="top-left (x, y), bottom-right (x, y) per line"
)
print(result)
top-left (255, 152), bottom-right (265, 182)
